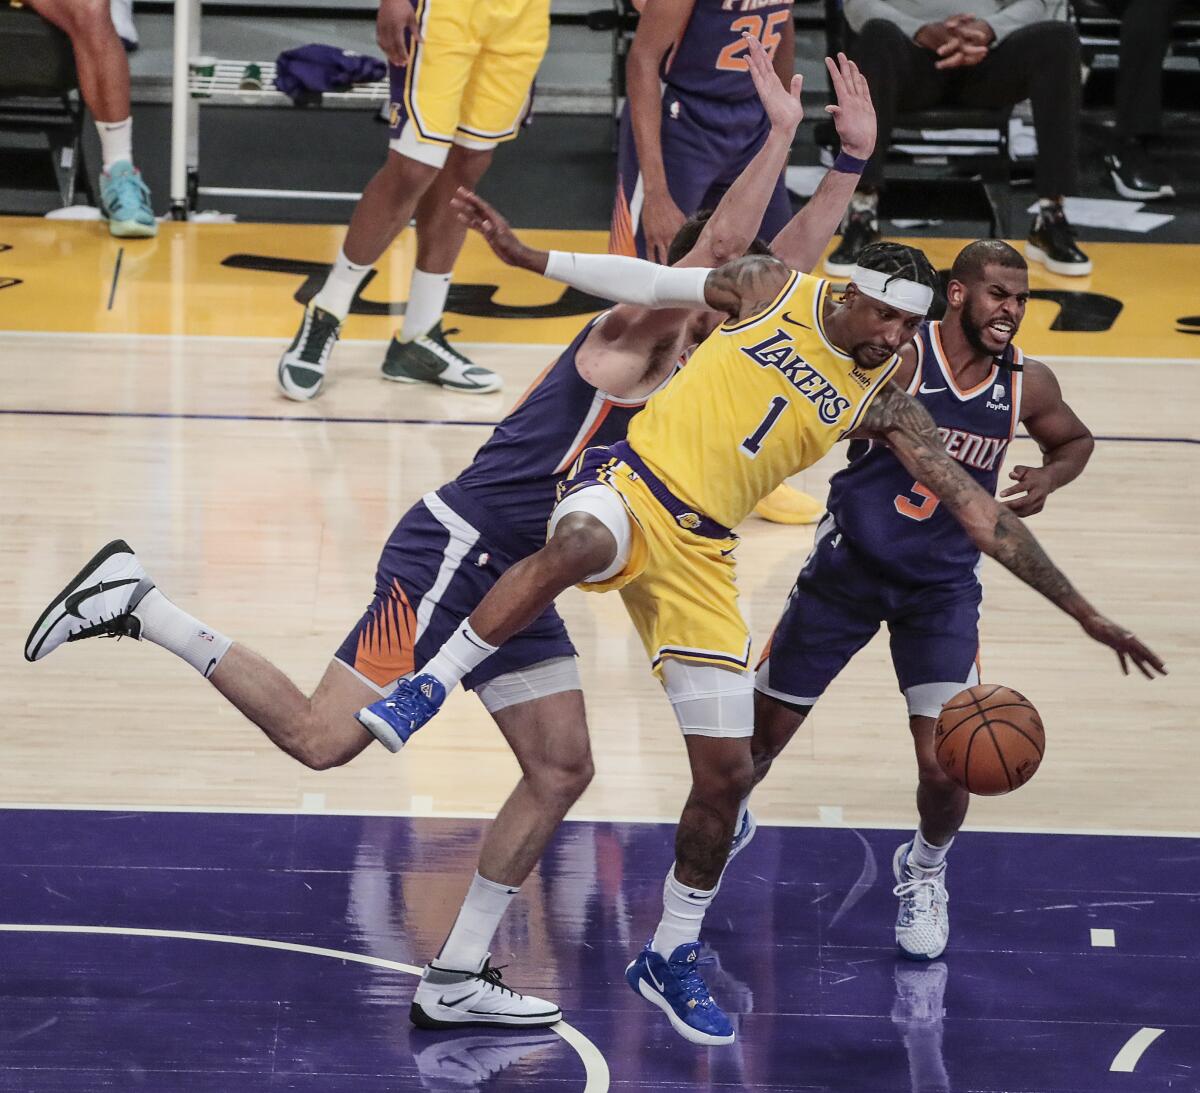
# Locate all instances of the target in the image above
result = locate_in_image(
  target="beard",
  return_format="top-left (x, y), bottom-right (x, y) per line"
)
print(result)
top-left (961, 298), bottom-right (1007, 356)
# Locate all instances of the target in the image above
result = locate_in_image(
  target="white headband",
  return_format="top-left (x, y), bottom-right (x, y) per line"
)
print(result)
top-left (850, 265), bottom-right (934, 315)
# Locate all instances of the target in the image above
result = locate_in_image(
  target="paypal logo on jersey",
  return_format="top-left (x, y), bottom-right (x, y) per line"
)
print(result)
top-left (740, 329), bottom-right (852, 425)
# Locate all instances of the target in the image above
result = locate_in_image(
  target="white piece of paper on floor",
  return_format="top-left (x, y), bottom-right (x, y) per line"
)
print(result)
top-left (785, 165), bottom-right (827, 197)
top-left (1026, 196), bottom-right (1173, 233)
top-left (44, 205), bottom-right (102, 220)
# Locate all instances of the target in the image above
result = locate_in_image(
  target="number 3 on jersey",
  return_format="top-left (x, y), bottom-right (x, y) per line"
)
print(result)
top-left (741, 396), bottom-right (788, 458)
top-left (716, 10), bottom-right (790, 71)
top-left (895, 480), bottom-right (940, 521)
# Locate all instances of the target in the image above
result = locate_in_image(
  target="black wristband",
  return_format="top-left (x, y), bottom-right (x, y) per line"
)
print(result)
top-left (833, 151), bottom-right (869, 174)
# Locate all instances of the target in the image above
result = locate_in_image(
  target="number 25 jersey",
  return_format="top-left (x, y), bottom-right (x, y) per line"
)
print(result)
top-left (626, 270), bottom-right (898, 530)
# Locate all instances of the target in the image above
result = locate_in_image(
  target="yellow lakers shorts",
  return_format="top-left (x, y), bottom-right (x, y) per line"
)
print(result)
top-left (389, 0), bottom-right (550, 167)
top-left (565, 457), bottom-right (750, 678)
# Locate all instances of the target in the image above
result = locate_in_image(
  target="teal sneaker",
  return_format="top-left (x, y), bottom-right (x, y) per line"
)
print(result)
top-left (381, 322), bottom-right (502, 394)
top-left (100, 161), bottom-right (156, 239)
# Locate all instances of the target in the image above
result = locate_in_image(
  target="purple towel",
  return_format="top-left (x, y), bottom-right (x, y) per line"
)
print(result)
top-left (274, 45), bottom-right (386, 101)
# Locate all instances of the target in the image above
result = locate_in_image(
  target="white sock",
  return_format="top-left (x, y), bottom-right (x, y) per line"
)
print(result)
top-left (651, 868), bottom-right (716, 957)
top-left (312, 248), bottom-right (373, 322)
top-left (909, 828), bottom-right (953, 873)
top-left (850, 190), bottom-right (879, 214)
top-left (134, 588), bottom-right (231, 678)
top-left (399, 268), bottom-right (451, 343)
top-left (96, 117), bottom-right (133, 172)
top-left (421, 619), bottom-right (498, 694)
top-left (436, 871), bottom-right (519, 970)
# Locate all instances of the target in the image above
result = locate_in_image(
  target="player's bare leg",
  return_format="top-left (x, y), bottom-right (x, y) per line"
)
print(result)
top-left (26, 0), bottom-right (155, 237)
top-left (892, 714), bottom-right (962, 961)
top-left (673, 734), bottom-right (755, 891)
top-left (279, 151), bottom-right (439, 399)
top-left (384, 145), bottom-right (503, 392)
top-left (749, 690), bottom-right (809, 787)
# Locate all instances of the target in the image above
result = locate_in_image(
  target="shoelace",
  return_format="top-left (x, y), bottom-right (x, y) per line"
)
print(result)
top-left (420, 327), bottom-right (474, 368)
top-left (474, 961), bottom-right (517, 998)
top-left (300, 310), bottom-right (340, 366)
top-left (892, 872), bottom-right (948, 913)
top-left (106, 171), bottom-right (151, 217)
top-left (69, 612), bottom-right (134, 642)
top-left (672, 956), bottom-right (717, 1007)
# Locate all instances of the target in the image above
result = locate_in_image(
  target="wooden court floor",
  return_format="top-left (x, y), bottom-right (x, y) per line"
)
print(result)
top-left (1, 220), bottom-right (1197, 835)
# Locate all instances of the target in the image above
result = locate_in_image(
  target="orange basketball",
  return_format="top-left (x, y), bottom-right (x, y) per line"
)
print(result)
top-left (935, 684), bottom-right (1045, 796)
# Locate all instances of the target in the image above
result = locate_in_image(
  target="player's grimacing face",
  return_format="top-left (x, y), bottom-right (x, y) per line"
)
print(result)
top-left (847, 293), bottom-right (925, 369)
top-left (955, 265), bottom-right (1029, 355)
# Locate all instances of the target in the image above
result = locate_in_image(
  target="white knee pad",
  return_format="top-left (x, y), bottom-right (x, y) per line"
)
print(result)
top-left (475, 656), bottom-right (582, 715)
top-left (904, 667), bottom-right (980, 719)
top-left (547, 485), bottom-right (633, 584)
top-left (660, 659), bottom-right (754, 738)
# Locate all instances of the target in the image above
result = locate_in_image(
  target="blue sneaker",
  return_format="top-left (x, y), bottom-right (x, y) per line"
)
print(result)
top-left (727, 809), bottom-right (757, 865)
top-left (625, 940), bottom-right (735, 1045)
top-left (355, 673), bottom-right (445, 753)
top-left (100, 161), bottom-right (156, 238)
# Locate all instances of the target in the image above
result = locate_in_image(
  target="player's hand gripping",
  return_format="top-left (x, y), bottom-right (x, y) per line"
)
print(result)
top-left (451, 188), bottom-right (545, 272)
top-left (377, 0), bottom-right (420, 67)
top-left (744, 32), bottom-right (803, 135)
top-left (1078, 613), bottom-right (1167, 679)
top-left (824, 51), bottom-right (875, 160)
top-left (1000, 464), bottom-right (1056, 517)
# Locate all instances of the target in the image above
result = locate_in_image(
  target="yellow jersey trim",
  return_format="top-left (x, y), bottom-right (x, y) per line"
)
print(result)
top-left (813, 280), bottom-right (853, 361)
top-left (718, 269), bottom-right (799, 334)
top-left (840, 354), bottom-right (901, 438)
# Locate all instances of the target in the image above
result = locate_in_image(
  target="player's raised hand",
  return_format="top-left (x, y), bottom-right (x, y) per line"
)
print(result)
top-left (824, 52), bottom-right (875, 160)
top-left (377, 0), bottom-right (420, 67)
top-left (1000, 464), bottom-right (1054, 517)
top-left (1079, 613), bottom-right (1167, 679)
top-left (745, 32), bottom-right (803, 134)
top-left (451, 188), bottom-right (544, 272)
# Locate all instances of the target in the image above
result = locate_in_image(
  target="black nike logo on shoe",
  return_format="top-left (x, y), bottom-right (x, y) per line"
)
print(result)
top-left (64, 578), bottom-right (141, 619)
top-left (781, 311), bottom-right (811, 329)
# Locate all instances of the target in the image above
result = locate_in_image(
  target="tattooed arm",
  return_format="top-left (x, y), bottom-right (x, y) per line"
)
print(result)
top-left (858, 383), bottom-right (1166, 678)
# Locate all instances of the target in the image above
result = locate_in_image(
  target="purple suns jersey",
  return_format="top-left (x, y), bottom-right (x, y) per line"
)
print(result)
top-left (659, 0), bottom-right (794, 102)
top-left (825, 321), bottom-right (1025, 586)
top-left (450, 316), bottom-right (671, 555)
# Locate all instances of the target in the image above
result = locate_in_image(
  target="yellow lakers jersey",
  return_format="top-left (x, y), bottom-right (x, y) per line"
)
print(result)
top-left (626, 271), bottom-right (898, 530)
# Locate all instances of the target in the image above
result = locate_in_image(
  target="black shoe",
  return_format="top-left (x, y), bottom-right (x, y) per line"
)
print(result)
top-left (1026, 204), bottom-right (1092, 277)
top-left (824, 206), bottom-right (881, 277)
top-left (1104, 139), bottom-right (1175, 202)
top-left (381, 322), bottom-right (502, 393)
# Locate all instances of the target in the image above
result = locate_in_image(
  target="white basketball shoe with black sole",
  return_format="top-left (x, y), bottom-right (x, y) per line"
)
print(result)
top-left (24, 540), bottom-right (155, 662)
top-left (410, 955), bottom-right (562, 1030)
top-left (278, 304), bottom-right (342, 400)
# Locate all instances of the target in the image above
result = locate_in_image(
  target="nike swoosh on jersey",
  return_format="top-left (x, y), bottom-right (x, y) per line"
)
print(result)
top-left (918, 383), bottom-right (947, 394)
top-left (64, 578), bottom-right (141, 619)
top-left (781, 311), bottom-right (812, 328)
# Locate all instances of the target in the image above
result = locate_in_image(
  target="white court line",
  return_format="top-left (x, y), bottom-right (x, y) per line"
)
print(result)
top-left (1090, 928), bottom-right (1116, 947)
top-left (0, 801), bottom-right (1196, 839)
top-left (0, 330), bottom-right (1198, 366)
top-left (1110, 1027), bottom-right (1165, 1072)
top-left (0, 923), bottom-right (610, 1092)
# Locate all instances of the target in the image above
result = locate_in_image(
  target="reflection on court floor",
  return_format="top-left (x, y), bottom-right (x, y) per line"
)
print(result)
top-left (0, 809), bottom-right (1196, 1091)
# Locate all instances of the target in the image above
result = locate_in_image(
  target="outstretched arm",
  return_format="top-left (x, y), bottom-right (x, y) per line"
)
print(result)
top-left (769, 53), bottom-right (877, 273)
top-left (859, 383), bottom-right (1165, 678)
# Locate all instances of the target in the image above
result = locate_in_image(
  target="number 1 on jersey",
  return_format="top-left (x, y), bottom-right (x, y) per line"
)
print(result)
top-left (741, 396), bottom-right (788, 459)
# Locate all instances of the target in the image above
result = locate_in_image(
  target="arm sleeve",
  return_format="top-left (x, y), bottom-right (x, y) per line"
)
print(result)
top-left (843, 0), bottom-right (927, 39)
top-left (544, 251), bottom-right (713, 310)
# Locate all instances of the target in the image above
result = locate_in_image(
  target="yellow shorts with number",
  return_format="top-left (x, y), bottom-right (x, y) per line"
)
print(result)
top-left (389, 0), bottom-right (550, 167)
top-left (572, 459), bottom-right (750, 679)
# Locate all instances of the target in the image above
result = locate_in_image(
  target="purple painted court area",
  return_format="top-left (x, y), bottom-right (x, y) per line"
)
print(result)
top-left (0, 811), bottom-right (1197, 1092)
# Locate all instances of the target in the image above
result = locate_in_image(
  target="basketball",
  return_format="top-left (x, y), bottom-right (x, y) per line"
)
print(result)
top-left (935, 684), bottom-right (1045, 796)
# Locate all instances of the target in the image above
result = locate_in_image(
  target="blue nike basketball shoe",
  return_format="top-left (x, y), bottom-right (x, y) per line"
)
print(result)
top-left (355, 674), bottom-right (445, 752)
top-left (625, 939), bottom-right (735, 1045)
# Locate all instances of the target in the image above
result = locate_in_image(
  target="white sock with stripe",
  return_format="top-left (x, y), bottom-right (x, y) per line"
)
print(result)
top-left (400, 268), bottom-right (451, 342)
top-left (135, 589), bottom-right (232, 678)
top-left (651, 868), bottom-right (716, 957)
top-left (312, 248), bottom-right (372, 322)
top-left (421, 619), bottom-right (498, 694)
top-left (436, 871), bottom-right (519, 970)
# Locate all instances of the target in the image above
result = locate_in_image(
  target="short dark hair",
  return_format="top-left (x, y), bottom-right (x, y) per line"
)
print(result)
top-left (666, 209), bottom-right (773, 267)
top-left (950, 239), bottom-right (1026, 285)
top-left (856, 241), bottom-right (941, 292)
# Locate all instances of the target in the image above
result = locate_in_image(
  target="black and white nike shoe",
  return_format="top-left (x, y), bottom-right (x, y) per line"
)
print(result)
top-left (410, 955), bottom-right (562, 1030)
top-left (278, 304), bottom-right (341, 401)
top-left (381, 323), bottom-right (502, 394)
top-left (24, 540), bottom-right (155, 662)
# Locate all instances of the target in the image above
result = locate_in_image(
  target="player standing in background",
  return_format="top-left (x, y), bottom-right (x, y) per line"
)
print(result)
top-left (25, 0), bottom-right (155, 237)
top-left (27, 38), bottom-right (878, 1034)
top-left (752, 240), bottom-right (1099, 963)
top-left (615, 0), bottom-right (822, 525)
top-left (277, 0), bottom-right (550, 401)
top-left (359, 180), bottom-right (1162, 1042)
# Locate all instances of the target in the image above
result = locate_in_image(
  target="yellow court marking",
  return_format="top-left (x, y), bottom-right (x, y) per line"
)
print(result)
top-left (1, 218), bottom-right (1199, 358)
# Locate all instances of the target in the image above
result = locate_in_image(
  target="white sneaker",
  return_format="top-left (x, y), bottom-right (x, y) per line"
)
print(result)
top-left (278, 305), bottom-right (341, 400)
top-left (410, 955), bottom-right (562, 1030)
top-left (24, 540), bottom-right (155, 662)
top-left (891, 842), bottom-right (950, 961)
top-left (890, 961), bottom-right (948, 1028)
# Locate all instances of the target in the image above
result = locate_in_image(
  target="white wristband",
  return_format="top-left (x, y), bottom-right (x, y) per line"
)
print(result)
top-left (544, 251), bottom-right (713, 310)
